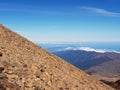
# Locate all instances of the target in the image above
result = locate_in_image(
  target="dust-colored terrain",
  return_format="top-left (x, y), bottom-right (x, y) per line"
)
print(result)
top-left (101, 80), bottom-right (120, 90)
top-left (0, 24), bottom-right (114, 90)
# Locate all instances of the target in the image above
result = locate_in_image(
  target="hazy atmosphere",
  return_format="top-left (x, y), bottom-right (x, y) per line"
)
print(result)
top-left (1, 0), bottom-right (120, 43)
top-left (1, 0), bottom-right (120, 89)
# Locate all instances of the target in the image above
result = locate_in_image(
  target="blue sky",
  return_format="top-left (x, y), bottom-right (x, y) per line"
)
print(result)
top-left (1, 0), bottom-right (120, 43)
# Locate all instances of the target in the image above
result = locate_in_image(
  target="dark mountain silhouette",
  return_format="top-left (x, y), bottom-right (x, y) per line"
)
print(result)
top-left (53, 50), bottom-right (120, 81)
top-left (0, 24), bottom-right (114, 90)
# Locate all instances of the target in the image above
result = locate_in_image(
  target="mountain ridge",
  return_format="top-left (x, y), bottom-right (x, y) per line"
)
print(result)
top-left (53, 49), bottom-right (120, 82)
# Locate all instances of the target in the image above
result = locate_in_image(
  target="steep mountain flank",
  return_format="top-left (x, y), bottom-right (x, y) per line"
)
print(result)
top-left (0, 24), bottom-right (114, 90)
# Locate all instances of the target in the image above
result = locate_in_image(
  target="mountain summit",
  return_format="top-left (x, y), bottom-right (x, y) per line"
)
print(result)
top-left (0, 25), bottom-right (114, 90)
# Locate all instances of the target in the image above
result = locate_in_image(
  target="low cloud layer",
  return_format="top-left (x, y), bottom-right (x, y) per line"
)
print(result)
top-left (56, 47), bottom-right (120, 53)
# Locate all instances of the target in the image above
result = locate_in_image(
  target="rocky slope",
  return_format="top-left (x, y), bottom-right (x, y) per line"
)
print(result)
top-left (101, 80), bottom-right (120, 90)
top-left (0, 24), bottom-right (114, 90)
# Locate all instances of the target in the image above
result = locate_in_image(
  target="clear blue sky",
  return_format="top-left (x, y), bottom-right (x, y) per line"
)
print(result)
top-left (1, 0), bottom-right (120, 43)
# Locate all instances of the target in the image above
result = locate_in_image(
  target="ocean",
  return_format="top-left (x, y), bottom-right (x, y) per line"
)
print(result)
top-left (38, 42), bottom-right (120, 53)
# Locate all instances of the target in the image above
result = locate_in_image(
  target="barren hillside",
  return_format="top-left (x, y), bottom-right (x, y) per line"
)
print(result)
top-left (0, 24), bottom-right (114, 90)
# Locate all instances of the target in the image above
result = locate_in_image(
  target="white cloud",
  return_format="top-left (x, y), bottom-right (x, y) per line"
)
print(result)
top-left (79, 47), bottom-right (106, 53)
top-left (56, 47), bottom-right (120, 53)
top-left (80, 6), bottom-right (120, 17)
top-left (57, 47), bottom-right (106, 53)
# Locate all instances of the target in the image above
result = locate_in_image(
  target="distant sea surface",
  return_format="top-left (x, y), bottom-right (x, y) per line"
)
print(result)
top-left (37, 42), bottom-right (120, 52)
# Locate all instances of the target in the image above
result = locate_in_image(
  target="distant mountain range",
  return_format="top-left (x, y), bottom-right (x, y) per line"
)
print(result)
top-left (52, 47), bottom-right (120, 81)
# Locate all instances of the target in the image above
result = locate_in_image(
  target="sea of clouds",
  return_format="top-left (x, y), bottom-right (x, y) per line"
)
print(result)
top-left (56, 46), bottom-right (120, 53)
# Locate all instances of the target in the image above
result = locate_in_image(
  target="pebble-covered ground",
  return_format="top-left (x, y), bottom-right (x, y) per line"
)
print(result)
top-left (0, 24), bottom-right (114, 90)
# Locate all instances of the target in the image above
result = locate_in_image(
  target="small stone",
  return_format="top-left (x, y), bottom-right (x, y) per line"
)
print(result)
top-left (0, 67), bottom-right (4, 73)
top-left (40, 69), bottom-right (45, 73)
top-left (0, 52), bottom-right (2, 57)
top-left (0, 84), bottom-right (6, 90)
